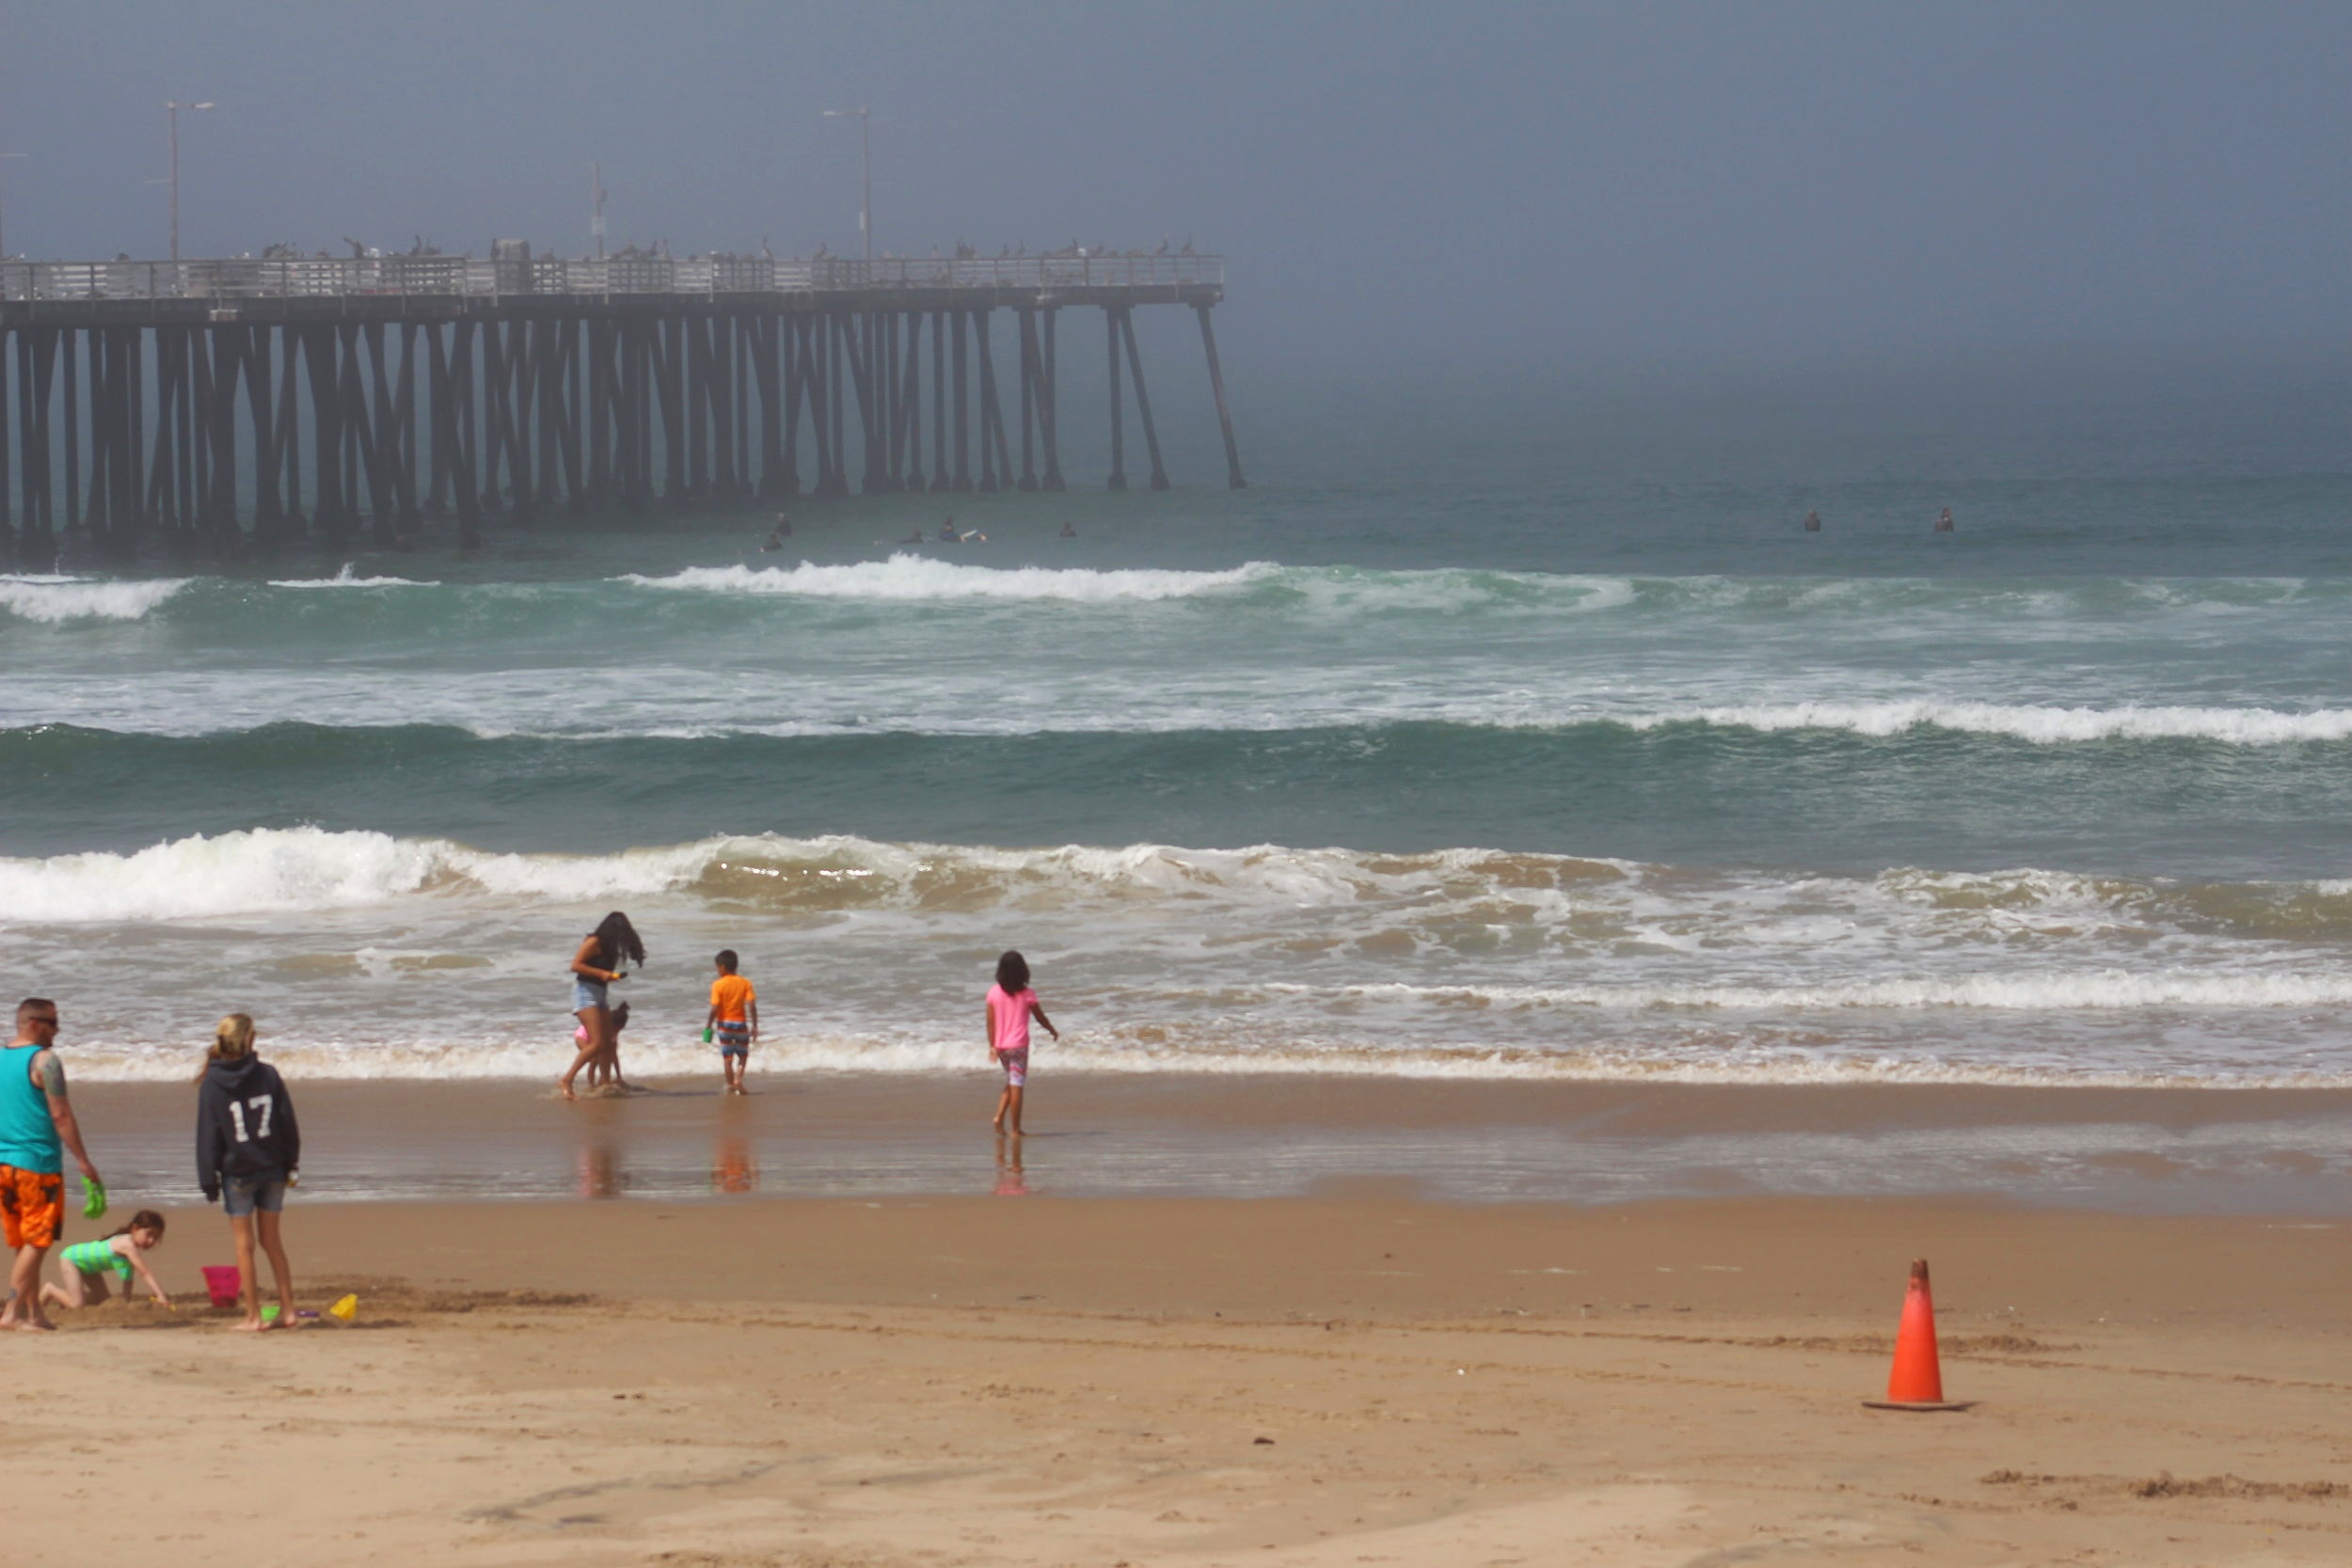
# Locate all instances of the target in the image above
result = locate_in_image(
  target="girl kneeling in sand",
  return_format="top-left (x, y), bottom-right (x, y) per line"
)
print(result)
top-left (42, 1210), bottom-right (170, 1312)
top-left (986, 950), bottom-right (1059, 1135)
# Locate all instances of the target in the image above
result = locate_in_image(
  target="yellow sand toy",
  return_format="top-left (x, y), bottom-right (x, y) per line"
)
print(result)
top-left (327, 1293), bottom-right (358, 1322)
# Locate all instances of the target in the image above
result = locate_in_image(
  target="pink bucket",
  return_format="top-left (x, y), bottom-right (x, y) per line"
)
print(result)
top-left (202, 1265), bottom-right (243, 1308)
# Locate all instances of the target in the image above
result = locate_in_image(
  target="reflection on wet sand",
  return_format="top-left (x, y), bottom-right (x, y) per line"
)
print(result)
top-left (577, 1101), bottom-right (625, 1198)
top-left (713, 1132), bottom-right (759, 1195)
top-left (993, 1133), bottom-right (1030, 1196)
top-left (579, 1138), bottom-right (622, 1198)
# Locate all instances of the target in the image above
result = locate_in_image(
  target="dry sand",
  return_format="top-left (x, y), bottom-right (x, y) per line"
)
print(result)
top-left (9, 1194), bottom-right (2350, 1565)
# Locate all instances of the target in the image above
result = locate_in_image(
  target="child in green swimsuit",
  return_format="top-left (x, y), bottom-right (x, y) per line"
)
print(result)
top-left (41, 1209), bottom-right (169, 1311)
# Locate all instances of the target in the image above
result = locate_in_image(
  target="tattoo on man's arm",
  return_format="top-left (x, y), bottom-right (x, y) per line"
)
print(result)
top-left (38, 1053), bottom-right (67, 1101)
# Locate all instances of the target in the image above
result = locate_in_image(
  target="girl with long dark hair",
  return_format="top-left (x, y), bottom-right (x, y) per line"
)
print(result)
top-left (984, 950), bottom-right (1059, 1135)
top-left (43, 1209), bottom-right (169, 1312)
top-left (560, 911), bottom-right (645, 1101)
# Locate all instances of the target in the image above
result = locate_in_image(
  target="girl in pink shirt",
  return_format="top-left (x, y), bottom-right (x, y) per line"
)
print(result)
top-left (985, 950), bottom-right (1058, 1135)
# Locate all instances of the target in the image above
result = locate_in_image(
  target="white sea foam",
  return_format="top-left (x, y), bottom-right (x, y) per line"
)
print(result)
top-left (5, 827), bottom-right (2346, 939)
top-left (56, 1030), bottom-right (2352, 1090)
top-left (9, 830), bottom-right (2350, 1094)
top-left (0, 828), bottom-right (1365, 927)
top-left (1303, 973), bottom-right (2352, 1011)
top-left (0, 829), bottom-right (449, 923)
top-left (1636, 701), bottom-right (2352, 745)
top-left (0, 576), bottom-right (189, 623)
top-left (617, 557), bottom-right (1653, 613)
top-left (7, 643), bottom-right (2344, 747)
top-left (0, 827), bottom-right (720, 925)
top-left (266, 562), bottom-right (439, 589)
top-left (621, 556), bottom-right (1282, 602)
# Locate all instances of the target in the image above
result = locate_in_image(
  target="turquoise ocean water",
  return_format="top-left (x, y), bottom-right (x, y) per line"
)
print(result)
top-left (3, 358), bottom-right (2348, 1092)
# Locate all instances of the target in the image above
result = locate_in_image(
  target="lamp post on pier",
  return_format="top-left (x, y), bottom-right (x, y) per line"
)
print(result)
top-left (0, 152), bottom-right (27, 261)
top-left (822, 106), bottom-right (873, 261)
top-left (165, 99), bottom-right (215, 261)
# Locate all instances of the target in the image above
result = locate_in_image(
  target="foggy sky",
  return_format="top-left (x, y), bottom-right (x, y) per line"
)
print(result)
top-left (3, 2), bottom-right (2345, 369)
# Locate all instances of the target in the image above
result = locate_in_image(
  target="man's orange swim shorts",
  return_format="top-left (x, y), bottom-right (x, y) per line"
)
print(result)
top-left (0, 1165), bottom-right (64, 1250)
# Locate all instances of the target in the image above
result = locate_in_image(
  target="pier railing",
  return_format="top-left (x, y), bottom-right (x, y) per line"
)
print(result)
top-left (0, 252), bottom-right (1222, 303)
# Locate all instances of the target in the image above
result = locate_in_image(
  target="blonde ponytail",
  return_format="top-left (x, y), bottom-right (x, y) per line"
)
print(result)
top-left (197, 1013), bottom-right (256, 1081)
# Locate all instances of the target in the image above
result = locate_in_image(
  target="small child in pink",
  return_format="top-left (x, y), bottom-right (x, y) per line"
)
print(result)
top-left (985, 949), bottom-right (1058, 1135)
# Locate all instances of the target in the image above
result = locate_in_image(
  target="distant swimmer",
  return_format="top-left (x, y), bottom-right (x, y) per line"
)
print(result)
top-left (760, 514), bottom-right (792, 551)
top-left (1059, 522), bottom-right (1077, 538)
top-left (1803, 510), bottom-right (1821, 532)
top-left (1934, 507), bottom-right (1955, 532)
top-left (939, 516), bottom-right (959, 542)
top-left (899, 530), bottom-right (928, 545)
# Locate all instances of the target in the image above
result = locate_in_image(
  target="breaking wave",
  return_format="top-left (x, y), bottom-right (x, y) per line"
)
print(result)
top-left (265, 563), bottom-right (440, 589)
top-left (0, 575), bottom-right (191, 623)
top-left (621, 556), bottom-right (1286, 602)
top-left (8, 825), bottom-right (2352, 942)
top-left (1633, 701), bottom-right (2352, 745)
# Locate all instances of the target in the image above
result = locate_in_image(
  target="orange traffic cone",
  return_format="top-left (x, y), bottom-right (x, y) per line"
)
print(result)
top-left (1863, 1259), bottom-right (1971, 1412)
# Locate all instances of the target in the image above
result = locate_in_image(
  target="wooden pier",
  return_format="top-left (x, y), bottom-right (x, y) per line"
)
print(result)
top-left (0, 252), bottom-right (1243, 558)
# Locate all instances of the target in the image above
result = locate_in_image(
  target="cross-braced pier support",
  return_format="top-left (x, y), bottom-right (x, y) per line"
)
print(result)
top-left (0, 262), bottom-right (1243, 560)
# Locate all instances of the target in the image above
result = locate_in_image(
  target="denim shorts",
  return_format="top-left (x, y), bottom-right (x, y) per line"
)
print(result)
top-left (571, 977), bottom-right (610, 1013)
top-left (222, 1168), bottom-right (289, 1217)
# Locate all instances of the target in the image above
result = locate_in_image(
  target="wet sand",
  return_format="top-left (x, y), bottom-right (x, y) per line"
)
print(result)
top-left (76, 1071), bottom-right (2352, 1212)
top-left (12, 1194), bottom-right (2352, 1565)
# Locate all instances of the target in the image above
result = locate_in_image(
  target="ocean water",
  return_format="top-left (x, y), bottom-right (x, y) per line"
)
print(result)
top-left (3, 358), bottom-right (2348, 1091)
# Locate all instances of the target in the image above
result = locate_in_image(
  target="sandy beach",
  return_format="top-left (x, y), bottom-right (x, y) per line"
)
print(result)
top-left (8, 8), bottom-right (2348, 1567)
top-left (11, 1186), bottom-right (2350, 1566)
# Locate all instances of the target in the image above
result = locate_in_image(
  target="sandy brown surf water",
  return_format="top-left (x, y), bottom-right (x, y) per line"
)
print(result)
top-left (11, 1194), bottom-right (2352, 1566)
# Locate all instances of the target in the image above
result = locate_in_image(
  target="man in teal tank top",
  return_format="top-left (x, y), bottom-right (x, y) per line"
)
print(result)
top-left (0, 999), bottom-right (105, 1333)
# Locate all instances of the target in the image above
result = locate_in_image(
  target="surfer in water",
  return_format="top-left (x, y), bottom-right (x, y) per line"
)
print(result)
top-left (1934, 507), bottom-right (1955, 532)
top-left (1803, 510), bottom-right (1821, 532)
top-left (760, 515), bottom-right (792, 550)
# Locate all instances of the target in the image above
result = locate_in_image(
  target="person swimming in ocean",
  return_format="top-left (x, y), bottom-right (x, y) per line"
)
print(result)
top-left (1804, 510), bottom-right (1821, 532)
top-left (1059, 522), bottom-right (1077, 537)
top-left (1934, 506), bottom-right (1955, 532)
top-left (761, 515), bottom-right (792, 550)
top-left (938, 517), bottom-right (959, 542)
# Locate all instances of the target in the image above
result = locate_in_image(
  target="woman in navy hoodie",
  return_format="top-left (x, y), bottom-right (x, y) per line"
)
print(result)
top-left (196, 1014), bottom-right (300, 1330)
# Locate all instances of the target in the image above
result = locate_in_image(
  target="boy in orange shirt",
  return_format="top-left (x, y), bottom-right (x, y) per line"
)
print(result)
top-left (706, 951), bottom-right (758, 1095)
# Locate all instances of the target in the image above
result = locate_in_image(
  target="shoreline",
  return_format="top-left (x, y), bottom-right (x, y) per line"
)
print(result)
top-left (75, 1070), bottom-right (2352, 1214)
